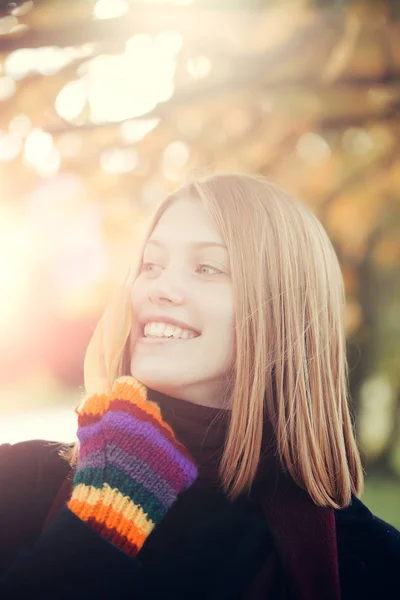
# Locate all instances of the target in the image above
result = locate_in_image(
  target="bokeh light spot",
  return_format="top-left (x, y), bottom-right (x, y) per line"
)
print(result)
top-left (120, 118), bottom-right (160, 143)
top-left (0, 131), bottom-right (21, 162)
top-left (297, 132), bottom-right (331, 165)
top-left (342, 128), bottom-right (374, 156)
top-left (10, 1), bottom-right (33, 17)
top-left (93, 0), bottom-right (129, 20)
top-left (0, 76), bottom-right (16, 101)
top-left (55, 80), bottom-right (87, 122)
top-left (0, 15), bottom-right (18, 35)
top-left (8, 113), bottom-right (32, 138)
top-left (186, 56), bottom-right (212, 79)
top-left (100, 147), bottom-right (139, 174)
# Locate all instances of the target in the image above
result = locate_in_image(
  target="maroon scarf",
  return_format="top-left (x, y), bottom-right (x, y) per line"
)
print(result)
top-left (44, 390), bottom-right (341, 600)
top-left (246, 468), bottom-right (341, 599)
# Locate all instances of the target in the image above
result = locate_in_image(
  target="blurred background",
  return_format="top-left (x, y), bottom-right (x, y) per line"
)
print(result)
top-left (0, 0), bottom-right (399, 526)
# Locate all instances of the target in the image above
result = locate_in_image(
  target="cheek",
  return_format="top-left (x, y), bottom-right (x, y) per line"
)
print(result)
top-left (204, 296), bottom-right (235, 339)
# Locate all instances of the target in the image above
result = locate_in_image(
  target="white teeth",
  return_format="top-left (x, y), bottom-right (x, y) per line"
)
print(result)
top-left (164, 325), bottom-right (174, 337)
top-left (143, 321), bottom-right (198, 339)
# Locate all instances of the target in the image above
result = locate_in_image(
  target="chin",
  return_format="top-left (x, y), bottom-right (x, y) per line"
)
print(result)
top-left (130, 367), bottom-right (175, 389)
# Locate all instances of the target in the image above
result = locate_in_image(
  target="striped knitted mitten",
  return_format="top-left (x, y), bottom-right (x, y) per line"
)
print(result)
top-left (67, 376), bottom-right (198, 557)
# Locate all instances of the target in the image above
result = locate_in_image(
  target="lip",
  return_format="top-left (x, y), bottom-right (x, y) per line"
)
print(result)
top-left (138, 315), bottom-right (201, 335)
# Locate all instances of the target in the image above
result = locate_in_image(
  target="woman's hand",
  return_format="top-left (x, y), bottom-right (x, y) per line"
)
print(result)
top-left (67, 376), bottom-right (198, 557)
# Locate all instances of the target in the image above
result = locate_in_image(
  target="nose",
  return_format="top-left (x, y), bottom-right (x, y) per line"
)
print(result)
top-left (147, 268), bottom-right (184, 305)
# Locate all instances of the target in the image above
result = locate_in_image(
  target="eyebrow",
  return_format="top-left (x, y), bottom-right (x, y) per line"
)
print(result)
top-left (146, 239), bottom-right (227, 250)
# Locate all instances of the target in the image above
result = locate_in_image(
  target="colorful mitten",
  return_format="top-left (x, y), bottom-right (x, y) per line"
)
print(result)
top-left (67, 376), bottom-right (198, 557)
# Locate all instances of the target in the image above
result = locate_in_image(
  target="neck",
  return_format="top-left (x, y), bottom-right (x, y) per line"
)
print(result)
top-left (145, 378), bottom-right (233, 410)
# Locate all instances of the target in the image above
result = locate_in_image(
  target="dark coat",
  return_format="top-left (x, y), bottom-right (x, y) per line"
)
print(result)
top-left (0, 439), bottom-right (399, 599)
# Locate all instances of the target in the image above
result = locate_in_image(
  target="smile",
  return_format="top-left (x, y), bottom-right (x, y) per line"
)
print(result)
top-left (138, 335), bottom-right (199, 345)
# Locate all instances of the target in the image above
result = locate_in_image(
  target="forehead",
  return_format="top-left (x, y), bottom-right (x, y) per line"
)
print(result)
top-left (148, 198), bottom-right (225, 247)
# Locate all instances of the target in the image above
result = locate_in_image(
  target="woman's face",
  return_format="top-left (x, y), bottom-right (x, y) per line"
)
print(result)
top-left (130, 197), bottom-right (235, 408)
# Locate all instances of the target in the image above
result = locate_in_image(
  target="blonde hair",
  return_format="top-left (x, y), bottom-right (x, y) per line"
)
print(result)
top-left (66, 172), bottom-right (364, 509)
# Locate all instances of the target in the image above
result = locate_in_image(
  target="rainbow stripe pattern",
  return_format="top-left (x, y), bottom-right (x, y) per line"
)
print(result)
top-left (67, 376), bottom-right (198, 557)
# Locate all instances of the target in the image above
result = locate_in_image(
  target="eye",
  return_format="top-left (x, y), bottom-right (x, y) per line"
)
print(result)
top-left (140, 262), bottom-right (160, 272)
top-left (197, 264), bottom-right (222, 275)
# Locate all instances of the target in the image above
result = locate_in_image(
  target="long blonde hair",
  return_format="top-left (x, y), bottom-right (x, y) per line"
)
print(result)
top-left (67, 172), bottom-right (364, 509)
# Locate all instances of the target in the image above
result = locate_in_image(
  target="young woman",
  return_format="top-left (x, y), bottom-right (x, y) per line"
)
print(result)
top-left (0, 173), bottom-right (399, 600)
